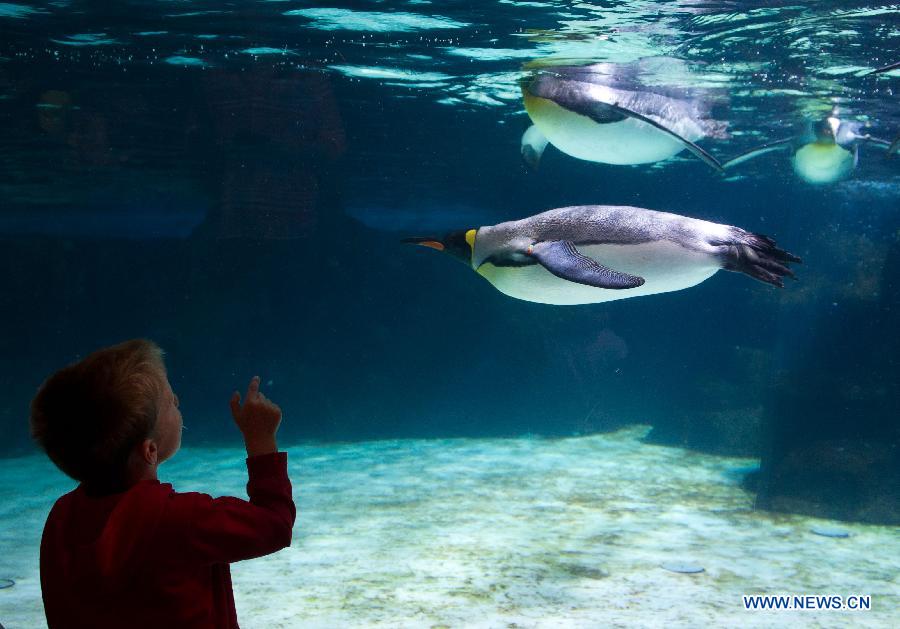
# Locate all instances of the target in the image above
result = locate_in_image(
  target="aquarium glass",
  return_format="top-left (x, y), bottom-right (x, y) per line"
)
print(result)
top-left (1, 1), bottom-right (898, 627)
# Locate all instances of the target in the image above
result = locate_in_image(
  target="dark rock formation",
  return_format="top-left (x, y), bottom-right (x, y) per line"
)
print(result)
top-left (752, 235), bottom-right (900, 525)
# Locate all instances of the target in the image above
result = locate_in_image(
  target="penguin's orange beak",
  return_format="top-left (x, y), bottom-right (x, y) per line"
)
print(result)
top-left (402, 237), bottom-right (444, 251)
top-left (403, 230), bottom-right (473, 266)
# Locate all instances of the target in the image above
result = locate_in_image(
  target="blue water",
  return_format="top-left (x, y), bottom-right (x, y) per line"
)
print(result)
top-left (1, 0), bottom-right (898, 533)
top-left (2, 1), bottom-right (900, 627)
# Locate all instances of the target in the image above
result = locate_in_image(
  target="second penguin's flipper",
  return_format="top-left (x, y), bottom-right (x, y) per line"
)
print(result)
top-left (721, 138), bottom-right (794, 169)
top-left (890, 137), bottom-right (899, 156)
top-left (527, 240), bottom-right (645, 289)
top-left (586, 100), bottom-right (725, 172)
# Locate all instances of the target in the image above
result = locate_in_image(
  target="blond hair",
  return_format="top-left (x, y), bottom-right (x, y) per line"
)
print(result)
top-left (30, 339), bottom-right (167, 490)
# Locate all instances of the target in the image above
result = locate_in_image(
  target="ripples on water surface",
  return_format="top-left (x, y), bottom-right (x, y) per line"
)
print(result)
top-left (2, 1), bottom-right (898, 157)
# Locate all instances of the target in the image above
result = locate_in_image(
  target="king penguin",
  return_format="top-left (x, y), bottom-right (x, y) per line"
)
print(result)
top-left (722, 112), bottom-right (896, 184)
top-left (403, 205), bottom-right (800, 305)
top-left (520, 59), bottom-right (727, 171)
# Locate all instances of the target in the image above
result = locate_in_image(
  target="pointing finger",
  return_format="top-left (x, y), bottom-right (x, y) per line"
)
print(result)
top-left (246, 376), bottom-right (260, 401)
top-left (229, 391), bottom-right (241, 420)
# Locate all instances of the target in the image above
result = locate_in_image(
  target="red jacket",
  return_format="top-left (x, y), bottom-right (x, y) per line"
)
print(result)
top-left (40, 452), bottom-right (295, 628)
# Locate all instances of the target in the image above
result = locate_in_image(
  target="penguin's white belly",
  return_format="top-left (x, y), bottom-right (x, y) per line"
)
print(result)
top-left (792, 143), bottom-right (854, 184)
top-left (477, 241), bottom-right (721, 305)
top-left (530, 97), bottom-right (701, 165)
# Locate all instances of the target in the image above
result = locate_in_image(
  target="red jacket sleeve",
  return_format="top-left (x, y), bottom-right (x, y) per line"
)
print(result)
top-left (165, 452), bottom-right (296, 565)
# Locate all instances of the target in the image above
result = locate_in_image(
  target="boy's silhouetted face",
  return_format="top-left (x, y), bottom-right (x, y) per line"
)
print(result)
top-left (154, 381), bottom-right (182, 463)
top-left (134, 379), bottom-right (183, 473)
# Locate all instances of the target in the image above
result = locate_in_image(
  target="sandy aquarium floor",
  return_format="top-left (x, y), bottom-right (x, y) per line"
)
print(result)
top-left (1, 426), bottom-right (897, 628)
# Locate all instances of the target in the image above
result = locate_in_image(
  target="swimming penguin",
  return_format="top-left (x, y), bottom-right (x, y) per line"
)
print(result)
top-left (403, 205), bottom-right (799, 305)
top-left (722, 113), bottom-right (896, 184)
top-left (520, 59), bottom-right (727, 171)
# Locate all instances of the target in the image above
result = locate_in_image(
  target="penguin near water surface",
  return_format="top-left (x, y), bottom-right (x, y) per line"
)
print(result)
top-left (722, 114), bottom-right (896, 184)
top-left (404, 205), bottom-right (800, 305)
top-left (520, 60), bottom-right (727, 171)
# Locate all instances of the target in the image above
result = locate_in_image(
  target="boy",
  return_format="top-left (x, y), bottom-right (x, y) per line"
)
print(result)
top-left (30, 339), bottom-right (295, 628)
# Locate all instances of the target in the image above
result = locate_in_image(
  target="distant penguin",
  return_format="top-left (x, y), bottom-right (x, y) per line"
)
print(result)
top-left (403, 205), bottom-right (800, 305)
top-left (722, 113), bottom-right (895, 184)
top-left (520, 59), bottom-right (726, 171)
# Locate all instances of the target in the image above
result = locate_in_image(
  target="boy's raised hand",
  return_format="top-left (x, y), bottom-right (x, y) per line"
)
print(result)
top-left (230, 376), bottom-right (282, 457)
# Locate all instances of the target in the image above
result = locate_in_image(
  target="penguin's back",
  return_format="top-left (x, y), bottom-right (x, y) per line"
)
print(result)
top-left (475, 206), bottom-right (730, 261)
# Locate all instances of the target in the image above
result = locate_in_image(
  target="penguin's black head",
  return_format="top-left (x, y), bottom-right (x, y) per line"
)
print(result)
top-left (812, 116), bottom-right (838, 143)
top-left (402, 229), bottom-right (475, 265)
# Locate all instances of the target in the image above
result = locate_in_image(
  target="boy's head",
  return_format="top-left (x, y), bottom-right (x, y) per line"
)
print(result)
top-left (30, 339), bottom-right (182, 492)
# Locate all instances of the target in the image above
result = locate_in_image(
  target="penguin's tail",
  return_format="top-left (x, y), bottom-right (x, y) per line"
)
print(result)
top-left (718, 229), bottom-right (802, 288)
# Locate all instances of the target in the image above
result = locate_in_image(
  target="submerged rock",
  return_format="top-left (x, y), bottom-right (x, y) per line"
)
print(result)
top-left (810, 526), bottom-right (850, 538)
top-left (644, 405), bottom-right (763, 457)
top-left (660, 562), bottom-right (704, 574)
top-left (751, 236), bottom-right (900, 526)
top-left (752, 439), bottom-right (900, 525)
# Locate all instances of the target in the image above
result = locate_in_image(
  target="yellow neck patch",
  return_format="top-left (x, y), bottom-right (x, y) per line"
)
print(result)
top-left (465, 229), bottom-right (476, 253)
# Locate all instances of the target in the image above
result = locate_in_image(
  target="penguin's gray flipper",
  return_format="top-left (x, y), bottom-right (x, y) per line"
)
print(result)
top-left (858, 135), bottom-right (894, 150)
top-left (721, 138), bottom-right (794, 169)
top-left (583, 100), bottom-right (725, 172)
top-left (889, 136), bottom-right (899, 156)
top-left (865, 60), bottom-right (900, 76)
top-left (527, 240), bottom-right (645, 289)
